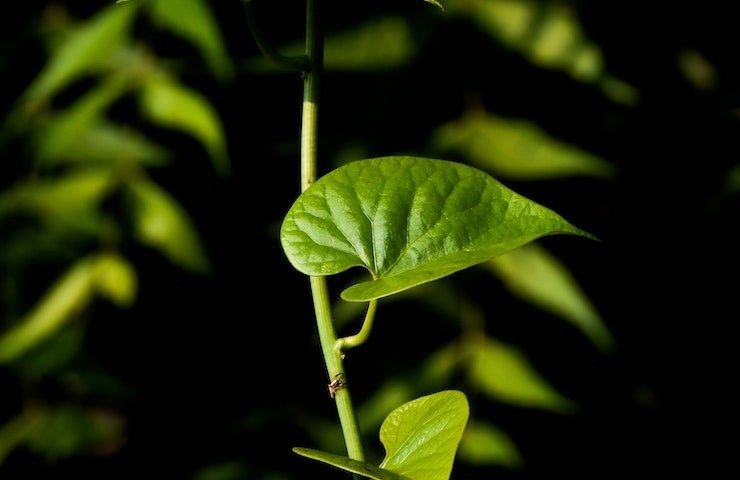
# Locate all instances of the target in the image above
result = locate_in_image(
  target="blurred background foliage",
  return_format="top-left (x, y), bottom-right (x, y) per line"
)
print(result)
top-left (1, 0), bottom-right (737, 479)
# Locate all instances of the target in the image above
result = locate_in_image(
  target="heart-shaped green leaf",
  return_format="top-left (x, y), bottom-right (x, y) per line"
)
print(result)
top-left (380, 390), bottom-right (469, 480)
top-left (292, 448), bottom-right (407, 480)
top-left (281, 157), bottom-right (593, 302)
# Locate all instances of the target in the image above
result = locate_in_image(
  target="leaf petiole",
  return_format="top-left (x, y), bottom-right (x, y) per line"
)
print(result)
top-left (335, 299), bottom-right (378, 354)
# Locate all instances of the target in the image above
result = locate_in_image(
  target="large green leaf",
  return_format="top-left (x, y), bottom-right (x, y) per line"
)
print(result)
top-left (292, 448), bottom-right (406, 480)
top-left (434, 113), bottom-right (614, 180)
top-left (281, 157), bottom-right (592, 302)
top-left (147, 0), bottom-right (232, 78)
top-left (380, 391), bottom-right (469, 480)
top-left (139, 78), bottom-right (229, 174)
top-left (22, 3), bottom-right (137, 106)
top-left (127, 179), bottom-right (209, 272)
top-left (469, 339), bottom-right (573, 412)
top-left (487, 243), bottom-right (614, 350)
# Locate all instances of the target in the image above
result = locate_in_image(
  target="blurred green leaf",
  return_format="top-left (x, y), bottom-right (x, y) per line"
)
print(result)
top-left (0, 168), bottom-right (115, 224)
top-left (324, 18), bottom-right (415, 71)
top-left (677, 49), bottom-right (717, 91)
top-left (380, 391), bottom-right (469, 480)
top-left (14, 324), bottom-right (86, 380)
top-left (0, 254), bottom-right (137, 363)
top-left (487, 243), bottom-right (614, 351)
top-left (434, 112), bottom-right (615, 180)
top-left (194, 462), bottom-right (249, 480)
top-left (146, 0), bottom-right (232, 78)
top-left (248, 18), bottom-right (415, 73)
top-left (281, 157), bottom-right (592, 302)
top-left (92, 253), bottom-right (137, 307)
top-left (24, 405), bottom-right (124, 459)
top-left (140, 78), bottom-right (229, 174)
top-left (48, 121), bottom-right (169, 167)
top-left (0, 410), bottom-right (43, 464)
top-left (458, 421), bottom-right (522, 468)
top-left (127, 179), bottom-right (209, 272)
top-left (293, 448), bottom-right (405, 480)
top-left (36, 74), bottom-right (130, 163)
top-left (22, 3), bottom-right (137, 107)
top-left (469, 338), bottom-right (574, 412)
top-left (447, 0), bottom-right (638, 104)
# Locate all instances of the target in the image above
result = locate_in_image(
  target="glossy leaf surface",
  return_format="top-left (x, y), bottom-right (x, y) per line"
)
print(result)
top-left (380, 391), bottom-right (469, 480)
top-left (281, 157), bottom-right (592, 301)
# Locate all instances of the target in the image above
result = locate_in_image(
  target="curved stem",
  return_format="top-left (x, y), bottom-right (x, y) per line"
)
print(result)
top-left (335, 300), bottom-right (377, 353)
top-left (242, 0), bottom-right (310, 72)
top-left (300, 0), bottom-right (365, 464)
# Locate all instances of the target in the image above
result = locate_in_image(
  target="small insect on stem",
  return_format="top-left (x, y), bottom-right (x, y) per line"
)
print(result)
top-left (327, 373), bottom-right (346, 399)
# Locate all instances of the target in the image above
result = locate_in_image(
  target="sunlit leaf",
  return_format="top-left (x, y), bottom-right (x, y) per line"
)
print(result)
top-left (380, 391), bottom-right (469, 480)
top-left (293, 448), bottom-right (405, 479)
top-left (488, 243), bottom-right (614, 351)
top-left (36, 74), bottom-right (130, 163)
top-left (0, 254), bottom-right (136, 363)
top-left (146, 0), bottom-right (232, 78)
top-left (22, 3), bottom-right (137, 106)
top-left (434, 113), bottom-right (614, 179)
top-left (127, 179), bottom-right (209, 272)
top-left (281, 157), bottom-right (592, 302)
top-left (47, 121), bottom-right (169, 167)
top-left (140, 78), bottom-right (229, 174)
top-left (458, 421), bottom-right (522, 468)
top-left (469, 338), bottom-right (574, 412)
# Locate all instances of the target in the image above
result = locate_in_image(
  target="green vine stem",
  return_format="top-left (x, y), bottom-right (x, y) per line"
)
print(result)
top-left (300, 0), bottom-right (365, 463)
top-left (335, 300), bottom-right (378, 353)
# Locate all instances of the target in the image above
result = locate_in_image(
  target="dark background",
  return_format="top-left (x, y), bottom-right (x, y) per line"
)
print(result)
top-left (1, 0), bottom-right (738, 478)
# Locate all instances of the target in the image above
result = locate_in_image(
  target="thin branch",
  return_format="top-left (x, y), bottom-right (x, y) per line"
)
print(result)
top-left (241, 0), bottom-right (310, 72)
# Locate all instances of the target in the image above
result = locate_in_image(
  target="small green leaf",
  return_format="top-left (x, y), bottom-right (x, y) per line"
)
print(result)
top-left (487, 243), bottom-right (614, 351)
top-left (292, 448), bottom-right (406, 480)
top-left (281, 157), bottom-right (592, 302)
top-left (380, 390), bottom-right (469, 480)
top-left (458, 421), bottom-right (522, 468)
top-left (139, 78), bottom-right (229, 174)
top-left (469, 339), bottom-right (574, 412)
top-left (146, 0), bottom-right (232, 78)
top-left (127, 179), bottom-right (209, 272)
top-left (23, 3), bottom-right (137, 106)
top-left (434, 113), bottom-right (614, 180)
